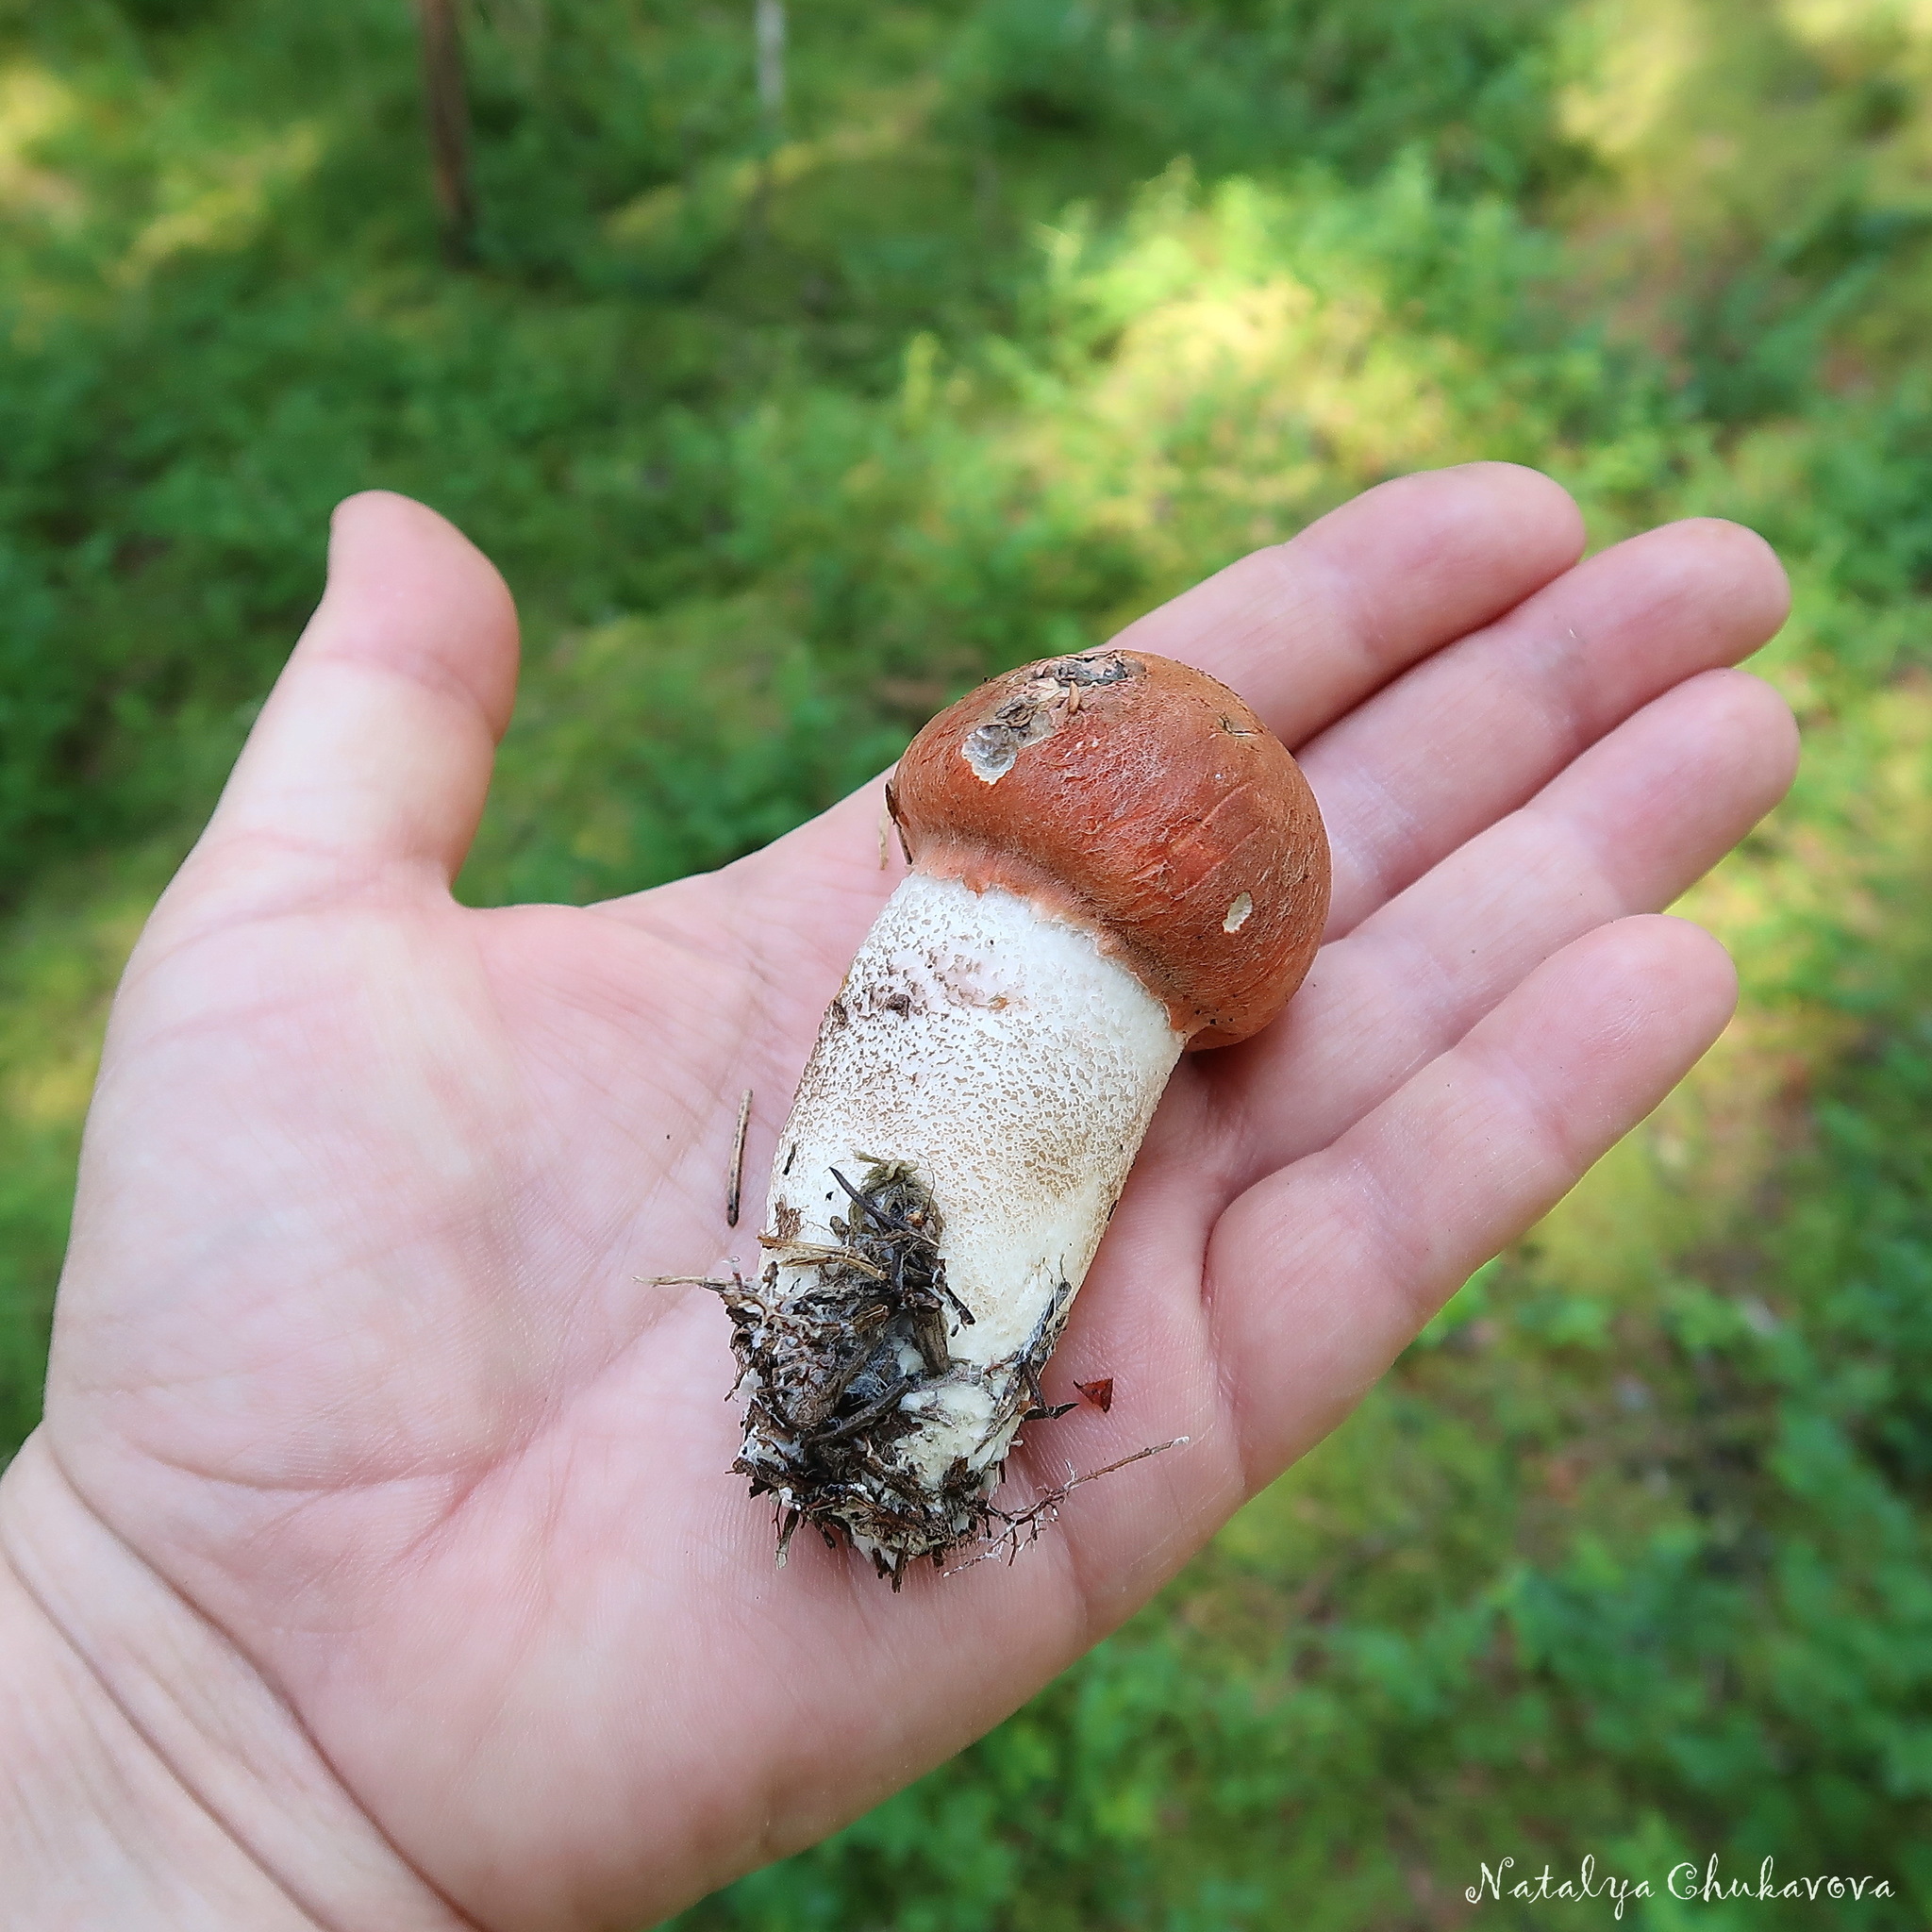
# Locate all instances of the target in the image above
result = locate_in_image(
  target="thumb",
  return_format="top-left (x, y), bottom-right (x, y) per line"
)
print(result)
top-left (196, 491), bottom-right (519, 897)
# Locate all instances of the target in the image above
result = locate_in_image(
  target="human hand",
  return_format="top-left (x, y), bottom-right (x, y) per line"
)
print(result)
top-left (0, 473), bottom-right (1794, 1929)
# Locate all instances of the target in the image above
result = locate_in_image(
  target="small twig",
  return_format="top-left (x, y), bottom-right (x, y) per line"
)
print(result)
top-left (945, 1436), bottom-right (1190, 1574)
top-left (829, 1166), bottom-right (896, 1230)
top-left (763, 1240), bottom-right (888, 1279)
top-left (726, 1088), bottom-right (753, 1227)
top-left (815, 1376), bottom-right (918, 1444)
top-left (828, 1166), bottom-right (936, 1246)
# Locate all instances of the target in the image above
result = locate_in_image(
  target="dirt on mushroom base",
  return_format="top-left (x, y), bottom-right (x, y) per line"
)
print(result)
top-left (710, 1158), bottom-right (1075, 1588)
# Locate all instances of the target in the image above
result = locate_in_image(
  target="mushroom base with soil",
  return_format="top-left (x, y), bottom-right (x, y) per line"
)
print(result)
top-left (714, 873), bottom-right (1181, 1581)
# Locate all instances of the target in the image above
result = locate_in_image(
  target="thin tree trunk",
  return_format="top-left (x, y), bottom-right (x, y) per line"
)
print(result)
top-left (749, 0), bottom-right (786, 237)
top-left (416, 0), bottom-right (476, 264)
top-left (756, 0), bottom-right (786, 135)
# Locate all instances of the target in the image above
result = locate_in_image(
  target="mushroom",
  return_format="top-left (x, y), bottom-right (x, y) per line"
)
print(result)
top-left (711, 647), bottom-right (1330, 1583)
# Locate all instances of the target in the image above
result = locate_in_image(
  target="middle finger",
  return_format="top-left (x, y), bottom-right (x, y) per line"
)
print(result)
top-left (1301, 516), bottom-right (1790, 937)
top-left (1199, 664), bottom-right (1797, 1191)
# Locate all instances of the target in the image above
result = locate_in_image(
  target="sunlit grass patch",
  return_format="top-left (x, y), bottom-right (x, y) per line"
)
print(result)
top-left (6, 0), bottom-right (1932, 1924)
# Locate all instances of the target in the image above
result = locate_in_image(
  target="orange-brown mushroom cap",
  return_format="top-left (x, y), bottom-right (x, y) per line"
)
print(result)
top-left (887, 647), bottom-right (1330, 1048)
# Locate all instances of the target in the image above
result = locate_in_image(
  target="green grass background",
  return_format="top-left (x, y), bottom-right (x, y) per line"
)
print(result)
top-left (4, 0), bottom-right (1932, 1924)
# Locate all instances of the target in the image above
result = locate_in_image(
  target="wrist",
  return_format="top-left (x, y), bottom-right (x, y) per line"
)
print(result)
top-left (0, 1460), bottom-right (320, 1926)
top-left (0, 1435), bottom-right (469, 1932)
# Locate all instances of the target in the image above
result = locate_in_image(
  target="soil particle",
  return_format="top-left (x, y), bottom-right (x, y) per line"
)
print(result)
top-left (717, 1158), bottom-right (1087, 1585)
top-left (960, 651), bottom-right (1135, 783)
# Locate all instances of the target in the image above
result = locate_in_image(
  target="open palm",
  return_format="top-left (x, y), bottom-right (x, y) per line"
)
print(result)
top-left (1, 474), bottom-right (1793, 1930)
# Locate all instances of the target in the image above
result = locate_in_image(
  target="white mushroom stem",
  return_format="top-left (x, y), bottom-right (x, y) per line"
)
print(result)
top-left (756, 869), bottom-right (1182, 1557)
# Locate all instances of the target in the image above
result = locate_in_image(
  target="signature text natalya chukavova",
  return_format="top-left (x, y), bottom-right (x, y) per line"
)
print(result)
top-left (1468, 1854), bottom-right (1894, 1917)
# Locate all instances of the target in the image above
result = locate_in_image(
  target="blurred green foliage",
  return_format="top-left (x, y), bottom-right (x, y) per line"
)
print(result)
top-left (4, 0), bottom-right (1932, 1924)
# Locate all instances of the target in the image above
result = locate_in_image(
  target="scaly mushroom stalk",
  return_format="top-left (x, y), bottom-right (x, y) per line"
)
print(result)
top-left (711, 648), bottom-right (1329, 1583)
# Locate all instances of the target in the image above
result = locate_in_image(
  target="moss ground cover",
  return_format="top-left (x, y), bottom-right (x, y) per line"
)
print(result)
top-left (5, 0), bottom-right (1932, 1923)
